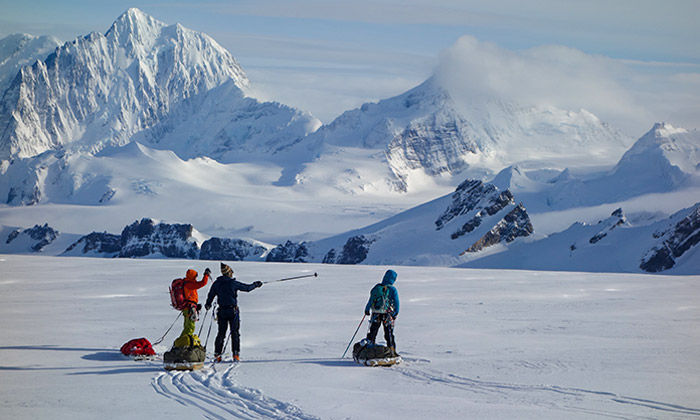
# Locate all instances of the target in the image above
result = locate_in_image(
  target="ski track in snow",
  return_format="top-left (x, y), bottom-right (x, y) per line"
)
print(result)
top-left (148, 354), bottom-right (700, 420)
top-left (151, 361), bottom-right (321, 420)
top-left (394, 362), bottom-right (700, 420)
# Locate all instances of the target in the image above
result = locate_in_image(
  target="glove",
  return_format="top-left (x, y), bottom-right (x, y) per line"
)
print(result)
top-left (204, 267), bottom-right (211, 276)
top-left (196, 303), bottom-right (202, 311)
top-left (205, 303), bottom-right (211, 311)
top-left (254, 281), bottom-right (263, 288)
top-left (364, 310), bottom-right (370, 316)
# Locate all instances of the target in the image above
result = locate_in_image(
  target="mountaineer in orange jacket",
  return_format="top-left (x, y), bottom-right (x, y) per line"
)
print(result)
top-left (176, 268), bottom-right (210, 343)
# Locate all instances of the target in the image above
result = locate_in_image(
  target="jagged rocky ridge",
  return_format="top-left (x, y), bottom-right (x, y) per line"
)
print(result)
top-left (63, 218), bottom-right (269, 260)
top-left (5, 223), bottom-right (59, 252)
top-left (640, 205), bottom-right (700, 272)
top-left (461, 204), bottom-right (700, 274)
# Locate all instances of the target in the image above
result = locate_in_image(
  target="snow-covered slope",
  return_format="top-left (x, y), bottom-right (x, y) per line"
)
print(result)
top-left (463, 204), bottom-right (700, 274)
top-left (294, 77), bottom-right (632, 193)
top-left (2, 255), bottom-right (699, 419)
top-left (0, 8), bottom-right (320, 162)
top-left (303, 178), bottom-right (534, 266)
top-left (487, 123), bottom-right (700, 214)
top-left (0, 33), bottom-right (61, 95)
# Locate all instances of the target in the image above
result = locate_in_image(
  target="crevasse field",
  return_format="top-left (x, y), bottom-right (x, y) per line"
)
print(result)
top-left (1, 254), bottom-right (699, 419)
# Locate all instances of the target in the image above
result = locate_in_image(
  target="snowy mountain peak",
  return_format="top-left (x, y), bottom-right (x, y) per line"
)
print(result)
top-left (650, 122), bottom-right (688, 137)
top-left (300, 70), bottom-right (632, 194)
top-left (0, 9), bottom-right (322, 164)
top-left (612, 123), bottom-right (700, 184)
top-left (106, 8), bottom-right (166, 47)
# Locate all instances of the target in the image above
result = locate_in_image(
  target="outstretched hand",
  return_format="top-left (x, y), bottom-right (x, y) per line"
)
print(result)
top-left (254, 281), bottom-right (263, 288)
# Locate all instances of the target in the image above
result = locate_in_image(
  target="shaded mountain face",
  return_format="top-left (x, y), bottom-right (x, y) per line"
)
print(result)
top-left (641, 205), bottom-right (700, 272)
top-left (63, 217), bottom-right (269, 260)
top-left (0, 8), bottom-right (319, 162)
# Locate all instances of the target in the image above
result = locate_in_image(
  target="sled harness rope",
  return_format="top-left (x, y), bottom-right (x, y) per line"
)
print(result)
top-left (152, 312), bottom-right (182, 346)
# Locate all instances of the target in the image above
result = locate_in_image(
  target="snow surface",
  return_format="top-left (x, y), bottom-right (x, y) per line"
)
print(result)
top-left (2, 254), bottom-right (699, 419)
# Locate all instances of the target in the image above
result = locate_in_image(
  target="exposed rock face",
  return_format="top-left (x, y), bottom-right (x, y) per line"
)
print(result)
top-left (265, 240), bottom-right (309, 263)
top-left (435, 179), bottom-right (514, 232)
top-left (118, 218), bottom-right (198, 259)
top-left (5, 223), bottom-right (59, 252)
top-left (589, 208), bottom-right (627, 244)
top-left (323, 235), bottom-right (374, 265)
top-left (641, 205), bottom-right (700, 272)
top-left (465, 203), bottom-right (534, 253)
top-left (63, 232), bottom-right (121, 255)
top-left (200, 237), bottom-right (266, 261)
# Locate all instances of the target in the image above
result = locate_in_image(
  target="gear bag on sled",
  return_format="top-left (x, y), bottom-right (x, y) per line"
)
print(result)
top-left (164, 334), bottom-right (206, 371)
top-left (170, 278), bottom-right (195, 311)
top-left (120, 337), bottom-right (156, 359)
top-left (352, 339), bottom-right (401, 367)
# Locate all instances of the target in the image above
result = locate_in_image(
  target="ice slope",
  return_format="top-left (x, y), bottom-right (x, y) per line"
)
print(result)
top-left (1, 255), bottom-right (699, 419)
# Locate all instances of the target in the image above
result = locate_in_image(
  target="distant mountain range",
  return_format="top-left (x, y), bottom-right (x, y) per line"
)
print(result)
top-left (1, 8), bottom-right (698, 274)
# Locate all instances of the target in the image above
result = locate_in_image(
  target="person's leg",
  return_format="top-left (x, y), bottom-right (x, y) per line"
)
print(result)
top-left (366, 314), bottom-right (381, 343)
top-left (231, 308), bottom-right (241, 357)
top-left (214, 315), bottom-right (229, 356)
top-left (382, 315), bottom-right (396, 350)
top-left (177, 308), bottom-right (196, 340)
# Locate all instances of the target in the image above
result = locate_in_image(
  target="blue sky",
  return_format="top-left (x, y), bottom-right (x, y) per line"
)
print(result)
top-left (2, 0), bottom-right (699, 133)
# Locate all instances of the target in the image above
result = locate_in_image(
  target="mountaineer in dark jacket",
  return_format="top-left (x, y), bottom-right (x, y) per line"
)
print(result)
top-left (205, 262), bottom-right (262, 362)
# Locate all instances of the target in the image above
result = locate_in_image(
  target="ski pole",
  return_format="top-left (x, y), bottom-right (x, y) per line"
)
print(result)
top-left (262, 272), bottom-right (318, 284)
top-left (341, 314), bottom-right (367, 359)
top-left (197, 308), bottom-right (209, 337)
top-left (204, 302), bottom-right (217, 350)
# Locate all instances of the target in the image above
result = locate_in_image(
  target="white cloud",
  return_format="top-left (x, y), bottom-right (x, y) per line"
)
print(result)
top-left (434, 36), bottom-right (700, 135)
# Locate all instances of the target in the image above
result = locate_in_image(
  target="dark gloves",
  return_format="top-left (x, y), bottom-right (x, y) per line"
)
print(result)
top-left (204, 267), bottom-right (211, 276)
top-left (205, 303), bottom-right (211, 311)
top-left (196, 303), bottom-right (202, 311)
top-left (364, 310), bottom-right (370, 316)
top-left (254, 281), bottom-right (263, 288)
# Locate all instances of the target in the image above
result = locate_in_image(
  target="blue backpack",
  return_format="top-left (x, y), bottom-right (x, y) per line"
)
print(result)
top-left (370, 284), bottom-right (391, 313)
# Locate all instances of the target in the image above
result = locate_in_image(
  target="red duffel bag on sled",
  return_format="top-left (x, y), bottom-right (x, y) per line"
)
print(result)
top-left (120, 337), bottom-right (156, 358)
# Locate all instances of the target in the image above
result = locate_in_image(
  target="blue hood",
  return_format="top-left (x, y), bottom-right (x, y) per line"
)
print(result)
top-left (381, 269), bottom-right (397, 285)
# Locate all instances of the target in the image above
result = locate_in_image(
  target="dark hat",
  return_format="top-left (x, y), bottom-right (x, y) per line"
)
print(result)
top-left (220, 262), bottom-right (233, 278)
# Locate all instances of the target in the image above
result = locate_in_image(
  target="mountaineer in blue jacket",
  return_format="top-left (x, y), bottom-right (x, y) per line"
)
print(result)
top-left (364, 269), bottom-right (400, 352)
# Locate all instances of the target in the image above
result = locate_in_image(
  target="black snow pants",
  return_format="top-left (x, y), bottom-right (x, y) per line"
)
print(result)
top-left (214, 306), bottom-right (241, 356)
top-left (366, 313), bottom-right (396, 349)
